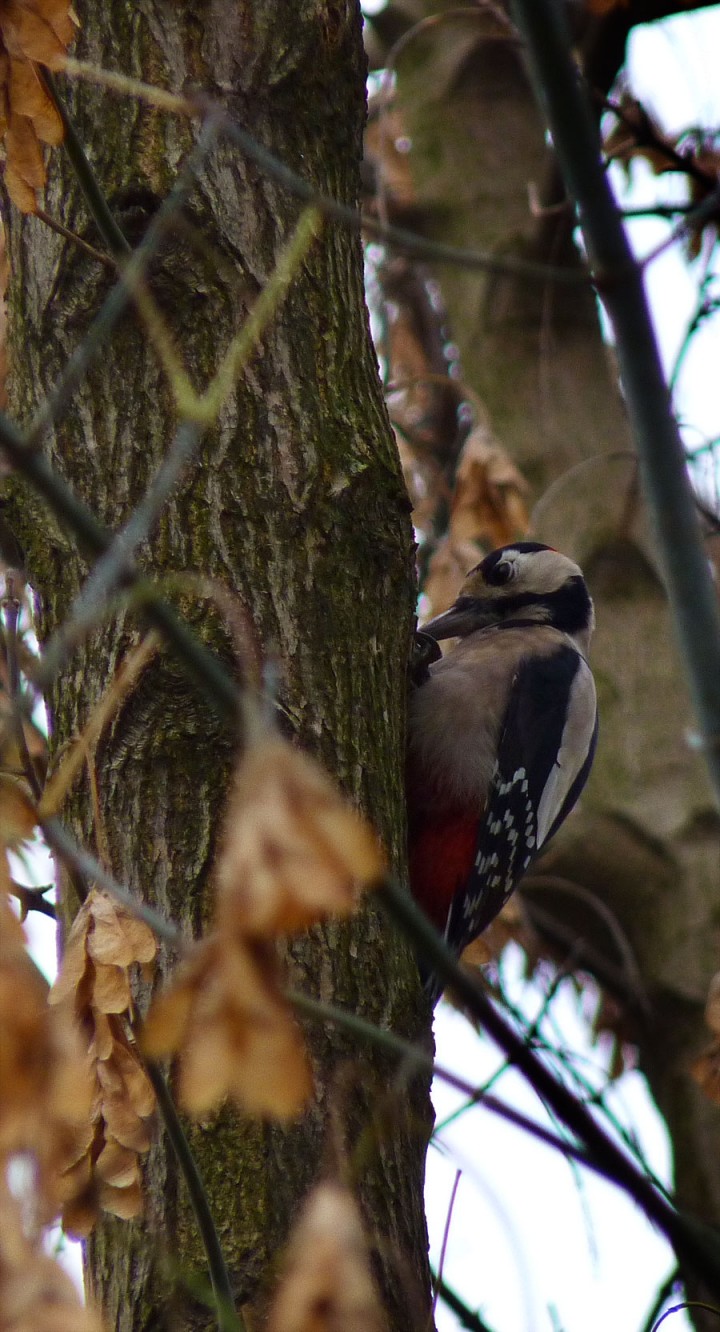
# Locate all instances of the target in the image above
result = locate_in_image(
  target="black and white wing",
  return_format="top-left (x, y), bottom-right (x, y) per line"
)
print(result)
top-left (445, 644), bottom-right (598, 957)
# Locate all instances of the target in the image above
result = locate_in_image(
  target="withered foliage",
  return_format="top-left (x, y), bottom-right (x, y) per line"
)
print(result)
top-left (0, 884), bottom-right (93, 1206)
top-left (447, 426), bottom-right (529, 551)
top-left (691, 972), bottom-right (720, 1105)
top-left (49, 888), bottom-right (158, 1235)
top-left (0, 1179), bottom-right (104, 1332)
top-left (0, 0), bottom-right (77, 212)
top-left (0, 876), bottom-right (106, 1328)
top-left (267, 1183), bottom-right (385, 1332)
top-left (144, 734), bottom-right (386, 1121)
top-left (419, 431), bottom-right (530, 623)
top-left (215, 737), bottom-right (386, 938)
top-left (143, 933), bottom-right (312, 1119)
top-left (605, 93), bottom-right (720, 259)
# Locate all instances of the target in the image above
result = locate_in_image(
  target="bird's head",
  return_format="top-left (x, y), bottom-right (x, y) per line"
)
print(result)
top-left (421, 542), bottom-right (594, 647)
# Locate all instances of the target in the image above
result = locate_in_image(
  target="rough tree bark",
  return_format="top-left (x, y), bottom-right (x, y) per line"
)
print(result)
top-left (374, 0), bottom-right (720, 1320)
top-left (3, 3), bottom-right (433, 1330)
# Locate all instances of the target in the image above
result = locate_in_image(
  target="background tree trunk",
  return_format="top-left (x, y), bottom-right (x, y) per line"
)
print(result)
top-left (3, 3), bottom-right (433, 1329)
top-left (373, 1), bottom-right (720, 1318)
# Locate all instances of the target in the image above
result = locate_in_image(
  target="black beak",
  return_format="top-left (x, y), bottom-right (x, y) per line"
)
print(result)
top-left (421, 596), bottom-right (491, 640)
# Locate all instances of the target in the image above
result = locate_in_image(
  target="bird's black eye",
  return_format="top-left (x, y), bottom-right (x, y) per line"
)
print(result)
top-left (488, 560), bottom-right (514, 586)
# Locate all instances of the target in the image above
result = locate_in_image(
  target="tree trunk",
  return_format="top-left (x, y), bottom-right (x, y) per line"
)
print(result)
top-left (3, 3), bottom-right (433, 1329)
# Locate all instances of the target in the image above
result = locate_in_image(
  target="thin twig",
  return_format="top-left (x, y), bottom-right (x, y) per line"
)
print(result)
top-left (42, 817), bottom-right (184, 947)
top-left (26, 114), bottom-right (225, 450)
top-left (602, 94), bottom-right (719, 192)
top-left (0, 408), bottom-right (240, 722)
top-left (41, 69), bottom-right (131, 260)
top-left (639, 186), bottom-right (720, 270)
top-left (641, 1272), bottom-right (682, 1332)
top-left (431, 1272), bottom-right (495, 1332)
top-left (34, 208), bottom-right (116, 269)
top-left (651, 1302), bottom-right (720, 1332)
top-left (128, 206), bottom-right (322, 424)
top-left (9, 881), bottom-right (56, 919)
top-left (34, 421), bottom-right (203, 690)
top-left (378, 874), bottom-right (720, 1295)
top-left (146, 1061), bottom-right (244, 1332)
top-left (432, 1168), bottom-right (462, 1324)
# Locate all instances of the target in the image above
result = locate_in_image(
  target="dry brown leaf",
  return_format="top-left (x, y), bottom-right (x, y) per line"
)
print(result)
top-left (0, 892), bottom-right (94, 1210)
top-left (0, 0), bottom-right (78, 212)
top-left (60, 1190), bottom-right (100, 1242)
top-left (50, 888), bottom-right (158, 1012)
top-left (364, 105), bottom-right (416, 215)
top-left (95, 1136), bottom-right (142, 1188)
top-left (110, 1036), bottom-right (156, 1118)
top-left (9, 57), bottom-right (60, 137)
top-left (268, 1183), bottom-right (384, 1332)
top-left (0, 874), bottom-right (25, 946)
top-left (86, 890), bottom-right (157, 967)
top-left (603, 96), bottom-right (673, 177)
top-left (0, 1183), bottom-right (105, 1330)
top-left (693, 975), bottom-right (720, 1105)
top-left (143, 932), bottom-right (312, 1120)
top-left (449, 426), bottom-right (529, 549)
top-left (99, 1178), bottom-right (144, 1222)
top-left (48, 896), bottom-right (92, 1006)
top-left (460, 895), bottom-right (524, 970)
top-left (49, 891), bottom-right (157, 1232)
top-left (691, 1040), bottom-right (720, 1105)
top-left (89, 1009), bottom-right (114, 1061)
top-left (91, 961), bottom-right (132, 1014)
top-left (139, 974), bottom-right (194, 1053)
top-left (0, 771), bottom-right (37, 844)
top-left (3, 109), bottom-right (42, 210)
top-left (603, 91), bottom-right (720, 260)
top-left (215, 737), bottom-right (385, 938)
top-left (1, 0), bottom-right (74, 66)
top-left (101, 1091), bottom-right (151, 1153)
top-left (40, 633), bottom-right (160, 818)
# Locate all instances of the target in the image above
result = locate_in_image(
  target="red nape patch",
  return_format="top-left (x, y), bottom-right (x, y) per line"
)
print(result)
top-left (408, 812), bottom-right (478, 931)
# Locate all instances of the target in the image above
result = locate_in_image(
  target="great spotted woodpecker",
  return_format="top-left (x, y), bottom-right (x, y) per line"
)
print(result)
top-left (407, 542), bottom-right (597, 993)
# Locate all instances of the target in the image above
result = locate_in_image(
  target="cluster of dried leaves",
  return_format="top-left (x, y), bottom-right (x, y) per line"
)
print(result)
top-left (605, 93), bottom-right (720, 260)
top-left (49, 889), bottom-right (158, 1235)
top-left (267, 1182), bottom-right (384, 1332)
top-left (0, 0), bottom-right (76, 212)
top-left (0, 1179), bottom-right (103, 1332)
top-left (143, 734), bottom-right (386, 1119)
top-left (0, 859), bottom-right (105, 1327)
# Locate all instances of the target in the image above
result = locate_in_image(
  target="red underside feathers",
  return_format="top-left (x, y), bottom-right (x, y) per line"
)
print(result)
top-left (408, 811), bottom-right (478, 931)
